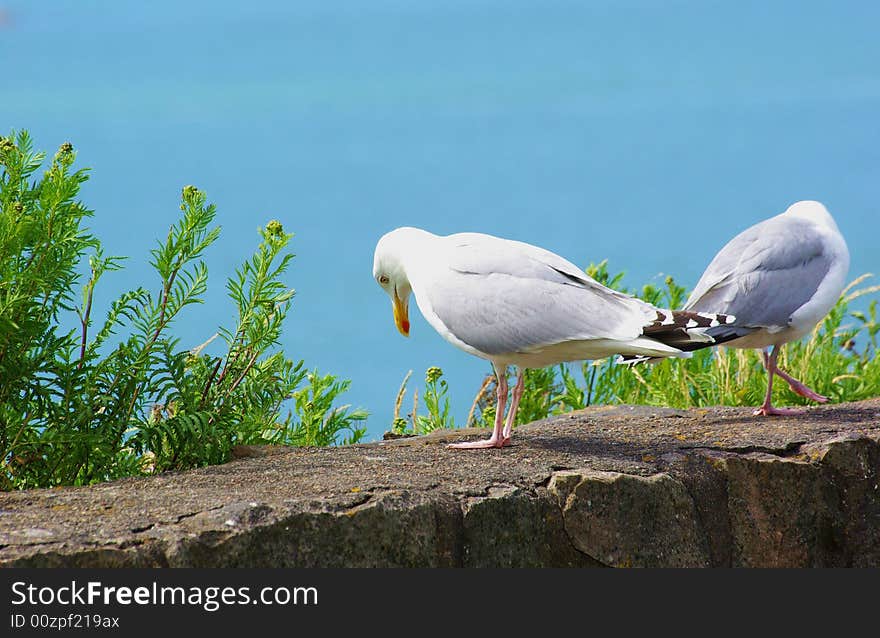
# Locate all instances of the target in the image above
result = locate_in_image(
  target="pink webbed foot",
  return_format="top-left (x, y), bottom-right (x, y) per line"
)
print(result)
top-left (753, 405), bottom-right (804, 417)
top-left (447, 436), bottom-right (511, 449)
top-left (786, 381), bottom-right (828, 403)
top-left (768, 357), bottom-right (829, 403)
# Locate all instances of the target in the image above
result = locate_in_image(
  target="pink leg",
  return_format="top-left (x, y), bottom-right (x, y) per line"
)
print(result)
top-left (754, 346), bottom-right (803, 416)
top-left (501, 368), bottom-right (526, 444)
top-left (771, 364), bottom-right (828, 403)
top-left (449, 364), bottom-right (510, 449)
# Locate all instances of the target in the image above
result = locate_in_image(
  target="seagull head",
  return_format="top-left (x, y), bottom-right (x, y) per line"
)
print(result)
top-left (783, 200), bottom-right (840, 233)
top-left (373, 228), bottom-right (420, 337)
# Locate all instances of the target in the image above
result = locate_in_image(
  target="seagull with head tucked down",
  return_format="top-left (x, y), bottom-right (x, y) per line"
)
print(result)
top-left (676, 200), bottom-right (850, 415)
top-left (373, 227), bottom-right (735, 449)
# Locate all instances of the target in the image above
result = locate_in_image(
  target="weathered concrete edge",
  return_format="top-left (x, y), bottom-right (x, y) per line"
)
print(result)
top-left (3, 432), bottom-right (878, 568)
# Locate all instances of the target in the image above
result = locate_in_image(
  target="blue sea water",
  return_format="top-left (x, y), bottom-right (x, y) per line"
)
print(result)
top-left (1, 0), bottom-right (878, 441)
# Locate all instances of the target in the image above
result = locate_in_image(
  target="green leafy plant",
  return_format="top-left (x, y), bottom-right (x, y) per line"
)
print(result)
top-left (390, 366), bottom-right (461, 435)
top-left (0, 130), bottom-right (365, 490)
top-left (278, 371), bottom-right (367, 447)
top-left (391, 366), bottom-right (454, 434)
top-left (416, 366), bottom-right (454, 433)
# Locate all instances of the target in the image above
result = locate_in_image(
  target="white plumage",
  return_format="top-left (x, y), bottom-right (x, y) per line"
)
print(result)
top-left (373, 227), bottom-right (732, 448)
top-left (683, 200), bottom-right (850, 415)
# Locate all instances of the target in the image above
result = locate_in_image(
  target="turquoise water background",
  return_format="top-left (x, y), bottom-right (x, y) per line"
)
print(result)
top-left (2, 1), bottom-right (878, 441)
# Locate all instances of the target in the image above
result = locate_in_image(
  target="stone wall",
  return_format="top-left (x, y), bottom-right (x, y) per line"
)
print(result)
top-left (2, 401), bottom-right (878, 567)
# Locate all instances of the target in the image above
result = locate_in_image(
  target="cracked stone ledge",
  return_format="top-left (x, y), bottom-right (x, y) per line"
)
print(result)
top-left (1, 399), bottom-right (879, 567)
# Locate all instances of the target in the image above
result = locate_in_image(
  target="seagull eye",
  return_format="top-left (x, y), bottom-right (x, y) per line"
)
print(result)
top-left (378, 275), bottom-right (390, 285)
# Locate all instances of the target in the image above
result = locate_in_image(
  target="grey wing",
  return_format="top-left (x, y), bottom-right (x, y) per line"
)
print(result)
top-left (685, 217), bottom-right (832, 329)
top-left (424, 235), bottom-right (653, 355)
top-left (447, 232), bottom-right (638, 302)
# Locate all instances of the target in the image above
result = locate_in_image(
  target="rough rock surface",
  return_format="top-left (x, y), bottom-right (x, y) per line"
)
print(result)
top-left (1, 400), bottom-right (879, 567)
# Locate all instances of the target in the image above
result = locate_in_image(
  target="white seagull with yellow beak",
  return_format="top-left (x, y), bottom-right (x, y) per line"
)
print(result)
top-left (373, 227), bottom-right (734, 449)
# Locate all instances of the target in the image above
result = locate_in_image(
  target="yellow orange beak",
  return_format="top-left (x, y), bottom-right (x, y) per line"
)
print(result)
top-left (392, 291), bottom-right (410, 337)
